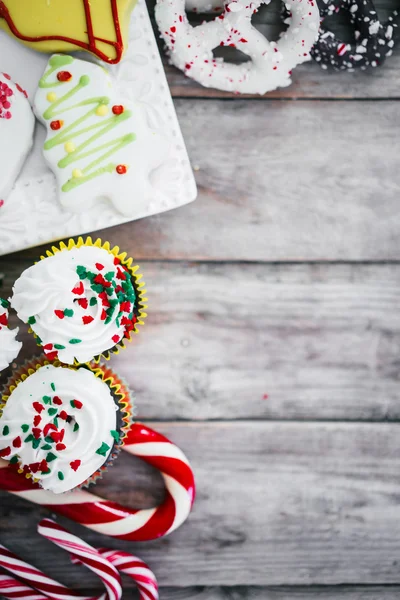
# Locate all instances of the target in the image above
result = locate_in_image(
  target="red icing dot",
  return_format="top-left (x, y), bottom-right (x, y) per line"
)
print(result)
top-left (82, 315), bottom-right (94, 325)
top-left (116, 164), bottom-right (127, 175)
top-left (29, 462), bottom-right (40, 473)
top-left (0, 313), bottom-right (8, 326)
top-left (96, 262), bottom-right (105, 270)
top-left (32, 428), bottom-right (41, 440)
top-left (56, 443), bottom-right (66, 451)
top-left (73, 400), bottom-right (83, 410)
top-left (53, 396), bottom-right (63, 406)
top-left (78, 298), bottom-right (88, 309)
top-left (72, 281), bottom-right (84, 295)
top-left (46, 351), bottom-right (59, 361)
top-left (50, 429), bottom-right (65, 443)
top-left (33, 402), bottom-right (45, 414)
top-left (33, 415), bottom-right (42, 427)
top-left (43, 423), bottom-right (57, 437)
top-left (112, 105), bottom-right (124, 115)
top-left (54, 310), bottom-right (65, 319)
top-left (59, 410), bottom-right (68, 420)
top-left (57, 71), bottom-right (72, 82)
top-left (50, 120), bottom-right (63, 131)
top-left (70, 459), bottom-right (81, 471)
top-left (112, 334), bottom-right (120, 343)
top-left (0, 447), bottom-right (10, 458)
top-left (113, 257), bottom-right (120, 265)
top-left (12, 436), bottom-right (22, 448)
top-left (39, 459), bottom-right (49, 473)
top-left (101, 309), bottom-right (107, 321)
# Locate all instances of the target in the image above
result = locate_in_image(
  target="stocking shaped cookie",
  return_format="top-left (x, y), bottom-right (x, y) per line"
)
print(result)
top-left (0, 0), bottom-right (136, 64)
top-left (0, 74), bottom-right (34, 203)
top-left (34, 55), bottom-right (168, 217)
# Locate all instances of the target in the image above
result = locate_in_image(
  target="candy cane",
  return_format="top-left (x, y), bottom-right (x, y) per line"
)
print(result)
top-left (0, 518), bottom-right (123, 600)
top-left (0, 423), bottom-right (195, 541)
top-left (0, 574), bottom-right (49, 600)
top-left (98, 550), bottom-right (158, 600)
top-left (0, 544), bottom-right (106, 600)
top-left (37, 519), bottom-right (122, 600)
top-left (72, 550), bottom-right (159, 600)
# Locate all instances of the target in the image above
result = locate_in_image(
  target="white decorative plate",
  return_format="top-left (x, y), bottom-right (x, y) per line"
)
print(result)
top-left (0, 0), bottom-right (197, 256)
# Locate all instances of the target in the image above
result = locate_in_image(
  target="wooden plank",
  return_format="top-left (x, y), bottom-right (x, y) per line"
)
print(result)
top-left (60, 587), bottom-right (400, 599)
top-left (8, 99), bottom-right (400, 262)
top-left (2, 422), bottom-right (400, 586)
top-left (164, 53), bottom-right (400, 100)
top-left (160, 587), bottom-right (400, 600)
top-left (2, 261), bottom-right (400, 421)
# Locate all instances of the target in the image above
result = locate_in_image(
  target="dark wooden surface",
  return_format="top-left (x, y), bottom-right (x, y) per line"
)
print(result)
top-left (1, 0), bottom-right (400, 597)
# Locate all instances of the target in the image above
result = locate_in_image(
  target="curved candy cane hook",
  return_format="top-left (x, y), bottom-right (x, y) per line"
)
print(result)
top-left (0, 518), bottom-right (122, 600)
top-left (74, 550), bottom-right (159, 600)
top-left (0, 423), bottom-right (195, 541)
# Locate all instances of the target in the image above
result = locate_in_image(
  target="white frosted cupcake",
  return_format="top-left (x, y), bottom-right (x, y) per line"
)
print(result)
top-left (0, 360), bottom-right (132, 494)
top-left (11, 237), bottom-right (147, 365)
top-left (0, 298), bottom-right (22, 372)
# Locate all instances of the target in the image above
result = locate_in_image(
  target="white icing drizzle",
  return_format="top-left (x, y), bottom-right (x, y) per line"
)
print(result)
top-left (11, 245), bottom-right (138, 365)
top-left (0, 364), bottom-right (118, 494)
top-left (0, 300), bottom-right (22, 372)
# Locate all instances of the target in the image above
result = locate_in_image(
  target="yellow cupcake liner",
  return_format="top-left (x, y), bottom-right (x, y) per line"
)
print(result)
top-left (28, 236), bottom-right (148, 365)
top-left (1, 356), bottom-right (134, 488)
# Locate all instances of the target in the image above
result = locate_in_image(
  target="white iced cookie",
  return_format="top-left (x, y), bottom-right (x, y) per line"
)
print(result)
top-left (0, 298), bottom-right (22, 371)
top-left (34, 55), bottom-right (167, 217)
top-left (155, 0), bottom-right (320, 94)
top-left (11, 245), bottom-right (140, 365)
top-left (0, 74), bottom-right (35, 202)
top-left (0, 364), bottom-right (118, 494)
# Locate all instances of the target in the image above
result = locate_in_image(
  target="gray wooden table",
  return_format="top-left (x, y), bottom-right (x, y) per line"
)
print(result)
top-left (1, 1), bottom-right (400, 597)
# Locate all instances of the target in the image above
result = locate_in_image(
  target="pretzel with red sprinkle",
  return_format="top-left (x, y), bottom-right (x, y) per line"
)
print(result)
top-left (155, 0), bottom-right (320, 94)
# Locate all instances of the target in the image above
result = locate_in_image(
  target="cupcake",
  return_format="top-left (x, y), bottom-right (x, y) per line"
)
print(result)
top-left (11, 237), bottom-right (147, 365)
top-left (0, 298), bottom-right (22, 372)
top-left (0, 360), bottom-right (132, 494)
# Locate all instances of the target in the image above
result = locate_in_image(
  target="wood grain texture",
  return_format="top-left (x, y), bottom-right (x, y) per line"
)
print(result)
top-left (8, 99), bottom-right (400, 262)
top-left (2, 260), bottom-right (400, 422)
top-left (160, 587), bottom-right (400, 600)
top-left (2, 422), bottom-right (400, 587)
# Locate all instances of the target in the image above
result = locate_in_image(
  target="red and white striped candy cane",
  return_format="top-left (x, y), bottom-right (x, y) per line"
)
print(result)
top-left (73, 549), bottom-right (159, 600)
top-left (0, 423), bottom-right (195, 541)
top-left (98, 550), bottom-right (158, 600)
top-left (37, 519), bottom-right (122, 600)
top-left (0, 574), bottom-right (49, 600)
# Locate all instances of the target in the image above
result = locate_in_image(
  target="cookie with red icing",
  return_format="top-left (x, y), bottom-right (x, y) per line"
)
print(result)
top-left (0, 73), bottom-right (34, 204)
top-left (0, 0), bottom-right (136, 64)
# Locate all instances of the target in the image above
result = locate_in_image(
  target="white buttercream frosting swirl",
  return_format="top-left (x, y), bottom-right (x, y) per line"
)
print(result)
top-left (11, 246), bottom-right (139, 364)
top-left (0, 364), bottom-right (118, 494)
top-left (0, 299), bottom-right (22, 372)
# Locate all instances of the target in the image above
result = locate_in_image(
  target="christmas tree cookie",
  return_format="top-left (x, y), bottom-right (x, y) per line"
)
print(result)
top-left (34, 55), bottom-right (166, 216)
top-left (0, 0), bottom-right (136, 64)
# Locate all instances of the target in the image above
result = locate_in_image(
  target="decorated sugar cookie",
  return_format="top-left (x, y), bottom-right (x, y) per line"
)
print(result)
top-left (0, 73), bottom-right (34, 203)
top-left (0, 298), bottom-right (22, 372)
top-left (0, 0), bottom-right (136, 64)
top-left (34, 55), bottom-right (167, 217)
